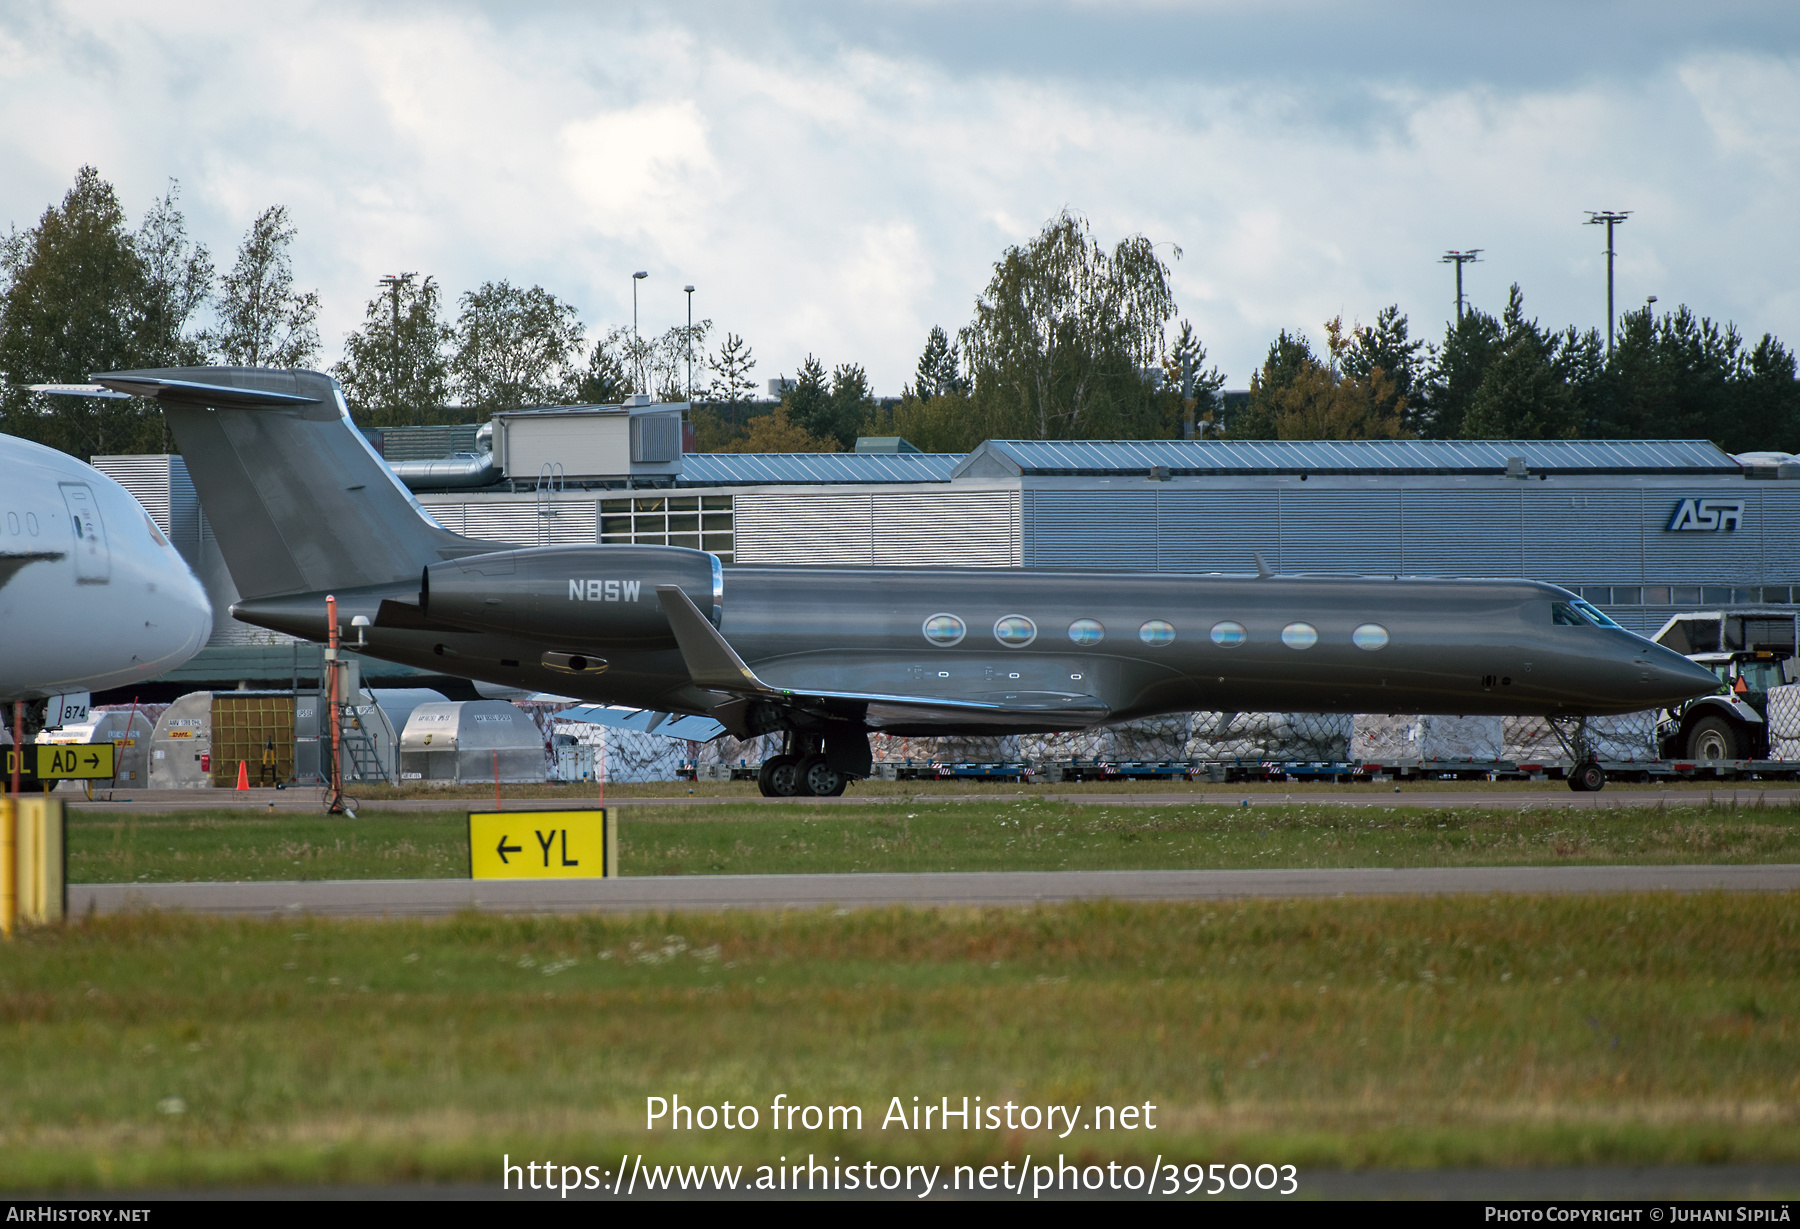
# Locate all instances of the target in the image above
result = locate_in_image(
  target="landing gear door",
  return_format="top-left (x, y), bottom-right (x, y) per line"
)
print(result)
top-left (59, 482), bottom-right (110, 584)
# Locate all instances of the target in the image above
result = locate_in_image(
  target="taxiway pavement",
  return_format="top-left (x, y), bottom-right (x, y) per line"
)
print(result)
top-left (73, 862), bottom-right (1800, 919)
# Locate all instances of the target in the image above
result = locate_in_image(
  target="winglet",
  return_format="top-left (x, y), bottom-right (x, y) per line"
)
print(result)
top-left (656, 585), bottom-right (773, 693)
top-left (1254, 551), bottom-right (1274, 578)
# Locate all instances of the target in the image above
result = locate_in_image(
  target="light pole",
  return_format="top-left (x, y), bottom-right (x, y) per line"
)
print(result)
top-left (1585, 211), bottom-right (1631, 353)
top-left (683, 284), bottom-right (695, 402)
top-left (1440, 250), bottom-right (1481, 324)
top-left (631, 271), bottom-right (648, 394)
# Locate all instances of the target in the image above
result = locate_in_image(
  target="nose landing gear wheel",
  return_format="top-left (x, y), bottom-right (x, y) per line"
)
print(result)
top-left (798, 754), bottom-right (847, 797)
top-left (758, 754), bottom-right (802, 797)
top-left (1567, 760), bottom-right (1606, 792)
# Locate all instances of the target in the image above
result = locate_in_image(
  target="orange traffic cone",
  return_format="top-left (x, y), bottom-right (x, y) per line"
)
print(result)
top-left (236, 760), bottom-right (250, 790)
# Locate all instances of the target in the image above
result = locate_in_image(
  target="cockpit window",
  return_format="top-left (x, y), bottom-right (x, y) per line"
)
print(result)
top-left (1553, 600), bottom-right (1620, 628)
top-left (1570, 599), bottom-right (1620, 628)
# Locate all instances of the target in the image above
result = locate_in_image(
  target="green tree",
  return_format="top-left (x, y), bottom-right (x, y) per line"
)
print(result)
top-left (1734, 334), bottom-right (1800, 453)
top-left (1458, 288), bottom-right (1584, 439)
top-left (571, 326), bottom-right (633, 405)
top-left (647, 320), bottom-right (713, 402)
top-left (132, 180), bottom-right (213, 368)
top-left (1233, 318), bottom-right (1410, 441)
top-left (961, 210), bottom-right (1178, 440)
top-left (1161, 319), bottom-right (1226, 438)
top-left (782, 354), bottom-right (833, 441)
top-left (450, 280), bottom-right (584, 411)
top-left (1418, 308), bottom-right (1505, 438)
top-left (709, 332), bottom-right (757, 407)
top-left (210, 205), bottom-right (320, 367)
top-left (331, 274), bottom-right (454, 425)
top-left (1341, 305), bottom-right (1422, 430)
top-left (909, 325), bottom-right (966, 399)
top-left (1227, 330), bottom-right (1313, 439)
top-left (0, 166), bottom-right (165, 455)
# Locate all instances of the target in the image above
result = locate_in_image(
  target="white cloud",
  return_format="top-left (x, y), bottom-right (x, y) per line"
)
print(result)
top-left (0, 4), bottom-right (1795, 396)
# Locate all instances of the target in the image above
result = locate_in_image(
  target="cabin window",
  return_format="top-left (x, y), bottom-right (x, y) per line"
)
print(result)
top-left (994, 615), bottom-right (1037, 647)
top-left (1281, 622), bottom-right (1318, 650)
top-left (1210, 620), bottom-right (1246, 647)
top-left (922, 613), bottom-right (966, 646)
top-left (1352, 623), bottom-right (1389, 651)
top-left (1067, 619), bottom-right (1104, 646)
top-left (1139, 620), bottom-right (1175, 647)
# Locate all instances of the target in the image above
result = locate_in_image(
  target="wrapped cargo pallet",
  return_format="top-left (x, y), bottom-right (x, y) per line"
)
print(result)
top-left (1768, 684), bottom-right (1800, 762)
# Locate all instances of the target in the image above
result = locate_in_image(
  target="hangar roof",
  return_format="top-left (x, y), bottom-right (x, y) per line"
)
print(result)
top-left (678, 451), bottom-right (961, 485)
top-left (950, 438), bottom-right (1741, 479)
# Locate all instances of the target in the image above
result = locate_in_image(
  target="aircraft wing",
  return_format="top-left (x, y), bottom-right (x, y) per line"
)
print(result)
top-left (655, 585), bottom-right (1111, 728)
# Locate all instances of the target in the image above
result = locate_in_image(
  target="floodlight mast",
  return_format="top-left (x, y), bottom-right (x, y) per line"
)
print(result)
top-left (631, 271), bottom-right (648, 394)
top-left (683, 285), bottom-right (695, 402)
top-left (1585, 211), bottom-right (1631, 353)
top-left (377, 273), bottom-right (413, 421)
top-left (1440, 250), bottom-right (1482, 324)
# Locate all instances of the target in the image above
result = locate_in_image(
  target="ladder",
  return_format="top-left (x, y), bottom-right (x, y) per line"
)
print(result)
top-left (335, 704), bottom-right (390, 785)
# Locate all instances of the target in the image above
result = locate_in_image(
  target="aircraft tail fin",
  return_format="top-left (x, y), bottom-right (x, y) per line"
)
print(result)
top-left (93, 367), bottom-right (477, 601)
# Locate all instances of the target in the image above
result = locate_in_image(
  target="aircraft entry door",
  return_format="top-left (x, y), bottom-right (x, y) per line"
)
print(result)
top-left (59, 482), bottom-right (110, 583)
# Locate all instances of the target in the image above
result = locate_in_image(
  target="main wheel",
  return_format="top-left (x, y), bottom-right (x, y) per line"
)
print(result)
top-left (797, 754), bottom-right (847, 797)
top-left (1685, 715), bottom-right (1739, 761)
top-left (757, 754), bottom-right (802, 797)
top-left (1567, 760), bottom-right (1606, 792)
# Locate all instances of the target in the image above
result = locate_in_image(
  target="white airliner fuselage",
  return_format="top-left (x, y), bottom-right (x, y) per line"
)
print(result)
top-left (0, 434), bottom-right (212, 702)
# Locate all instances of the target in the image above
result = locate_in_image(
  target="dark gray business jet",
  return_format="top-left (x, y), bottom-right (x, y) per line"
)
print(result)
top-left (93, 367), bottom-right (1717, 796)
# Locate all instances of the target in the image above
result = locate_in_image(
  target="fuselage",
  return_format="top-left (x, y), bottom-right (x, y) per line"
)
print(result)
top-left (0, 434), bottom-right (213, 701)
top-left (240, 556), bottom-right (1718, 734)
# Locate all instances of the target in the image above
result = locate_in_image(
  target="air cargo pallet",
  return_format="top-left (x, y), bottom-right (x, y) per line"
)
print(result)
top-left (688, 757), bottom-right (1800, 786)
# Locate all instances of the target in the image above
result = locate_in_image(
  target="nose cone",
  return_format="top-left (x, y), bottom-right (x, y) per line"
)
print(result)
top-left (1644, 644), bottom-right (1721, 706)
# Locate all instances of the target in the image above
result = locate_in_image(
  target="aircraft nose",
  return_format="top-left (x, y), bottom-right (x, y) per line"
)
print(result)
top-left (1645, 646), bottom-right (1719, 703)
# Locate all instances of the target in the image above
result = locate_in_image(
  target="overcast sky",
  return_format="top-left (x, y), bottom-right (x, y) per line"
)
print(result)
top-left (3, 1), bottom-right (1797, 395)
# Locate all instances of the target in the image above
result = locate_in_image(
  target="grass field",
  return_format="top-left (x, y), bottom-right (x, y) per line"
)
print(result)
top-left (69, 798), bottom-right (1800, 883)
top-left (2, 893), bottom-right (1796, 1190)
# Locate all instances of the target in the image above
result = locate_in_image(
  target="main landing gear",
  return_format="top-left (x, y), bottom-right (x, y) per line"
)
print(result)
top-left (756, 732), bottom-right (856, 797)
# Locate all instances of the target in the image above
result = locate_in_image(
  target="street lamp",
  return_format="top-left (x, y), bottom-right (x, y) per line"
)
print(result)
top-left (631, 271), bottom-right (648, 394)
top-left (683, 285), bottom-right (695, 402)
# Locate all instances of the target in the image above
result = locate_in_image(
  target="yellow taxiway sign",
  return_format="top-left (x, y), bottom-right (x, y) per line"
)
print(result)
top-left (468, 810), bottom-right (614, 879)
top-left (3, 743), bottom-right (115, 782)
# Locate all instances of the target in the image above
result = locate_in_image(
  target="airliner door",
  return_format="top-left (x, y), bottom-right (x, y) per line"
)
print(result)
top-left (60, 482), bottom-right (110, 583)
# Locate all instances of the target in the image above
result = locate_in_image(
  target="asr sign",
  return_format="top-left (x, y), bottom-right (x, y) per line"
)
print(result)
top-left (468, 810), bottom-right (615, 880)
top-left (4, 743), bottom-right (115, 782)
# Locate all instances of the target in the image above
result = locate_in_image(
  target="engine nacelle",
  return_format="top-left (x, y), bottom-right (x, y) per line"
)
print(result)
top-left (422, 545), bottom-right (720, 647)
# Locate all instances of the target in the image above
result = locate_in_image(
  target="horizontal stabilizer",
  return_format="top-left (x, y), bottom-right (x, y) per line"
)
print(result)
top-left (91, 373), bottom-right (319, 408)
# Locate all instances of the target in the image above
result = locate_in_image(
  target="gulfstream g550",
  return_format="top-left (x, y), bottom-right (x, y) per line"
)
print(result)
top-left (90, 366), bottom-right (1717, 796)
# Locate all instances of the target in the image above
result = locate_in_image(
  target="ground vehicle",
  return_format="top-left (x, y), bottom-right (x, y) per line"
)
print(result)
top-left (1655, 610), bottom-right (1800, 759)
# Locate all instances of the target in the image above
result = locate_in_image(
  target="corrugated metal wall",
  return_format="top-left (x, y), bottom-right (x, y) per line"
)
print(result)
top-left (419, 498), bottom-right (598, 546)
top-left (734, 489), bottom-right (1021, 567)
top-left (1022, 483), bottom-right (1798, 588)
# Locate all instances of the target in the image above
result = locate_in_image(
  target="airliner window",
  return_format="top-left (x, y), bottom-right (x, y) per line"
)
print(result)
top-left (1352, 623), bottom-right (1389, 651)
top-left (994, 615), bottom-right (1037, 647)
top-left (1139, 620), bottom-right (1175, 647)
top-left (922, 613), bottom-right (966, 646)
top-left (1570, 599), bottom-right (1620, 628)
top-left (1280, 622), bottom-right (1318, 650)
top-left (1210, 620), bottom-right (1246, 648)
top-left (1551, 603), bottom-right (1584, 626)
top-left (1068, 619), bottom-right (1104, 646)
